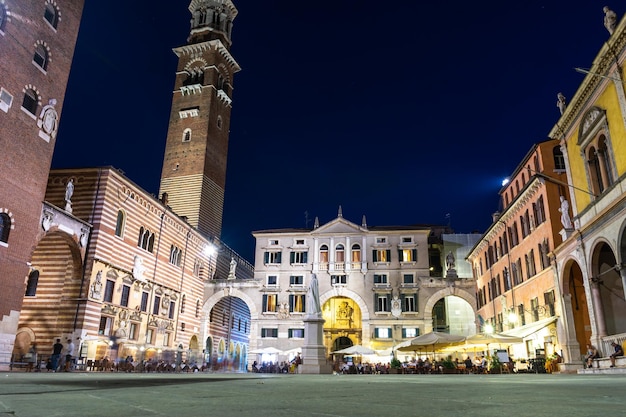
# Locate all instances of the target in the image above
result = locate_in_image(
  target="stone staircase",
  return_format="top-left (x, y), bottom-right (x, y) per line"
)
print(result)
top-left (577, 356), bottom-right (626, 374)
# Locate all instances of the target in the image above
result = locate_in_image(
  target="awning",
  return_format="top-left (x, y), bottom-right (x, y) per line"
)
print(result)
top-left (501, 316), bottom-right (558, 339)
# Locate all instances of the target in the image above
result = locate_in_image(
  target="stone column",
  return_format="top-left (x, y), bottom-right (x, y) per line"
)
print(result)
top-left (299, 315), bottom-right (332, 374)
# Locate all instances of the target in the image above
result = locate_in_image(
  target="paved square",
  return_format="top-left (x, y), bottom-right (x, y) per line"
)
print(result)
top-left (0, 372), bottom-right (623, 417)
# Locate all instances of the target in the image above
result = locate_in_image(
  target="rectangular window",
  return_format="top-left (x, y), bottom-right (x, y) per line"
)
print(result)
top-left (264, 251), bottom-right (282, 264)
top-left (146, 328), bottom-right (154, 344)
top-left (331, 275), bottom-right (347, 285)
top-left (140, 292), bottom-right (149, 312)
top-left (169, 301), bottom-right (176, 319)
top-left (289, 275), bottom-right (304, 286)
top-left (544, 290), bottom-right (555, 317)
top-left (530, 297), bottom-right (540, 322)
top-left (0, 88), bottom-right (13, 113)
top-left (288, 328), bottom-right (305, 338)
top-left (289, 294), bottom-right (306, 313)
top-left (269, 239), bottom-right (279, 245)
top-left (518, 304), bottom-right (526, 326)
top-left (153, 296), bottom-right (161, 315)
top-left (103, 280), bottom-right (115, 303)
top-left (401, 237), bottom-right (413, 243)
top-left (372, 249), bottom-right (391, 263)
top-left (376, 237), bottom-right (387, 244)
top-left (375, 294), bottom-right (390, 312)
top-left (266, 275), bottom-right (278, 286)
top-left (120, 285), bottom-right (130, 307)
top-left (262, 294), bottom-right (278, 313)
top-left (261, 328), bottom-right (278, 338)
top-left (129, 323), bottom-right (138, 340)
top-left (402, 294), bottom-right (417, 312)
top-left (399, 249), bottom-right (417, 262)
top-left (402, 328), bottom-right (419, 338)
top-left (290, 251), bottom-right (308, 264)
top-left (403, 274), bottom-right (414, 284)
top-left (163, 332), bottom-right (171, 347)
top-left (375, 328), bottom-right (392, 339)
top-left (98, 316), bottom-right (113, 336)
top-left (295, 239), bottom-right (305, 245)
top-left (374, 274), bottom-right (388, 285)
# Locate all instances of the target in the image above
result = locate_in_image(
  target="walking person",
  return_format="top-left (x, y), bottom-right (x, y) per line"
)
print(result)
top-left (64, 338), bottom-right (75, 372)
top-left (51, 338), bottom-right (63, 372)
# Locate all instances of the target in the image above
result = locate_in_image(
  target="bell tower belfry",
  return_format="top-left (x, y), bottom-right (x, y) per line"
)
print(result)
top-left (159, 0), bottom-right (240, 239)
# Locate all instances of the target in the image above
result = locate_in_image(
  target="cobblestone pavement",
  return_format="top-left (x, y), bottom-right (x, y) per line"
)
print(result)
top-left (0, 372), bottom-right (623, 417)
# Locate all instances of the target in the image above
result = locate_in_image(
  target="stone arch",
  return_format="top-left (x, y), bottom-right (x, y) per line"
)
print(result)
top-left (422, 287), bottom-right (476, 331)
top-left (589, 238), bottom-right (623, 335)
top-left (203, 287), bottom-right (258, 319)
top-left (319, 287), bottom-right (371, 320)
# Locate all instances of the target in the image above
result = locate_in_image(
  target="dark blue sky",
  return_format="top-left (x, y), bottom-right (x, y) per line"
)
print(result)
top-left (51, 1), bottom-right (618, 262)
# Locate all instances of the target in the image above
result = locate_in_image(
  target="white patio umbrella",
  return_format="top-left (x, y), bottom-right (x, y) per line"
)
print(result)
top-left (395, 331), bottom-right (466, 353)
top-left (249, 347), bottom-right (283, 355)
top-left (332, 345), bottom-right (376, 355)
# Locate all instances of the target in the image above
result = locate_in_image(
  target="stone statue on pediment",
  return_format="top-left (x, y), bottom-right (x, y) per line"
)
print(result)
top-left (604, 6), bottom-right (617, 34)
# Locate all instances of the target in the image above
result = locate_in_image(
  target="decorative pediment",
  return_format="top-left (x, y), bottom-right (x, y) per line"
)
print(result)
top-left (578, 106), bottom-right (606, 145)
top-left (102, 304), bottom-right (117, 315)
top-left (106, 269), bottom-right (119, 280)
top-left (312, 217), bottom-right (366, 235)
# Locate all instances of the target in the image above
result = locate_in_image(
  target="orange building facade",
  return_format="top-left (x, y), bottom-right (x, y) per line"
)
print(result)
top-left (468, 140), bottom-right (570, 362)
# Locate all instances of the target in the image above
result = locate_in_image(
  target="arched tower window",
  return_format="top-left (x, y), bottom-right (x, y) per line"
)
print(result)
top-left (0, 3), bottom-right (7, 31)
top-left (22, 88), bottom-right (39, 115)
top-left (319, 245), bottom-right (329, 264)
top-left (0, 212), bottom-right (11, 243)
top-left (351, 244), bottom-right (361, 263)
top-left (182, 128), bottom-right (191, 142)
top-left (33, 43), bottom-right (49, 71)
top-left (43, 2), bottom-right (59, 29)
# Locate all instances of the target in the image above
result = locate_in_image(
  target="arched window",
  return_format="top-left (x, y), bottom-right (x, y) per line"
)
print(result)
top-left (335, 244), bottom-right (344, 263)
top-left (195, 300), bottom-right (201, 318)
top-left (44, 2), bottom-right (59, 29)
top-left (22, 88), bottom-right (38, 115)
top-left (114, 210), bottom-right (125, 237)
top-left (0, 213), bottom-right (10, 243)
top-left (587, 146), bottom-right (604, 195)
top-left (182, 128), bottom-right (191, 142)
top-left (25, 270), bottom-right (39, 296)
top-left (137, 227), bottom-right (155, 252)
top-left (180, 294), bottom-right (186, 313)
top-left (351, 244), bottom-right (361, 263)
top-left (33, 43), bottom-right (48, 70)
top-left (319, 245), bottom-right (329, 263)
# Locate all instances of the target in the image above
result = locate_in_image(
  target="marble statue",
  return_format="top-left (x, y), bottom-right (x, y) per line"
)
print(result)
top-left (133, 255), bottom-right (146, 282)
top-left (446, 251), bottom-right (456, 270)
top-left (228, 257), bottom-right (237, 279)
top-left (65, 179), bottom-right (74, 202)
top-left (604, 6), bottom-right (617, 35)
top-left (307, 273), bottom-right (321, 316)
top-left (559, 196), bottom-right (573, 229)
top-left (557, 93), bottom-right (566, 115)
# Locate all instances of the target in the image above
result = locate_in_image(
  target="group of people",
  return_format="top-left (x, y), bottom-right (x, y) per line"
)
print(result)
top-left (46, 337), bottom-right (78, 372)
top-left (585, 342), bottom-right (624, 369)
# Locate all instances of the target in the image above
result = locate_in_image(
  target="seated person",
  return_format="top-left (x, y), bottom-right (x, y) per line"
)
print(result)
top-left (609, 342), bottom-right (624, 368)
top-left (585, 344), bottom-right (599, 368)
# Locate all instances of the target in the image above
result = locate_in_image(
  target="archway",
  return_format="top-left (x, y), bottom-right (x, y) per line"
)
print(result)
top-left (423, 288), bottom-right (477, 336)
top-left (591, 241), bottom-right (624, 334)
top-left (207, 295), bottom-right (251, 371)
top-left (563, 259), bottom-right (591, 356)
top-left (332, 336), bottom-right (353, 352)
top-left (322, 296), bottom-right (362, 353)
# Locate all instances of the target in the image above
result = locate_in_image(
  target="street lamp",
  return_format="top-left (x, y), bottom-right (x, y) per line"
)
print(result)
top-left (484, 323), bottom-right (494, 334)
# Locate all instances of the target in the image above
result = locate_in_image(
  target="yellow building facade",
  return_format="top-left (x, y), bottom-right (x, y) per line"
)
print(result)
top-left (549, 13), bottom-right (626, 370)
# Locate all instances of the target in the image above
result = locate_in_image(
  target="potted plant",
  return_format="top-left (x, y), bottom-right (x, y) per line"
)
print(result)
top-left (441, 356), bottom-right (457, 374)
top-left (488, 355), bottom-right (502, 374)
top-left (390, 358), bottom-right (402, 374)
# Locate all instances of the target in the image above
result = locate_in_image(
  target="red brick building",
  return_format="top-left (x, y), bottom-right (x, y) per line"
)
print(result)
top-left (0, 0), bottom-right (84, 367)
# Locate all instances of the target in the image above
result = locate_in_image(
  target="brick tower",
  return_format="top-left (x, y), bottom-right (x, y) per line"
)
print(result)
top-left (159, 0), bottom-right (240, 240)
top-left (0, 0), bottom-right (84, 367)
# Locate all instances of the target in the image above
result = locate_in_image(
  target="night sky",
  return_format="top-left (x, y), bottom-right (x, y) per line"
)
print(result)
top-left (51, 1), bottom-right (619, 262)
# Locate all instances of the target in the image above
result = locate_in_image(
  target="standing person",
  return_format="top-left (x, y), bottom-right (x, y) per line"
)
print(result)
top-left (65, 338), bottom-right (75, 372)
top-left (609, 342), bottom-right (624, 368)
top-left (26, 343), bottom-right (37, 372)
top-left (51, 338), bottom-right (63, 372)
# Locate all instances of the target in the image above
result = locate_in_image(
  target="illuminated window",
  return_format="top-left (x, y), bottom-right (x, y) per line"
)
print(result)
top-left (262, 294), bottom-right (278, 312)
top-left (289, 294), bottom-right (305, 313)
top-left (372, 249), bottom-right (391, 263)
